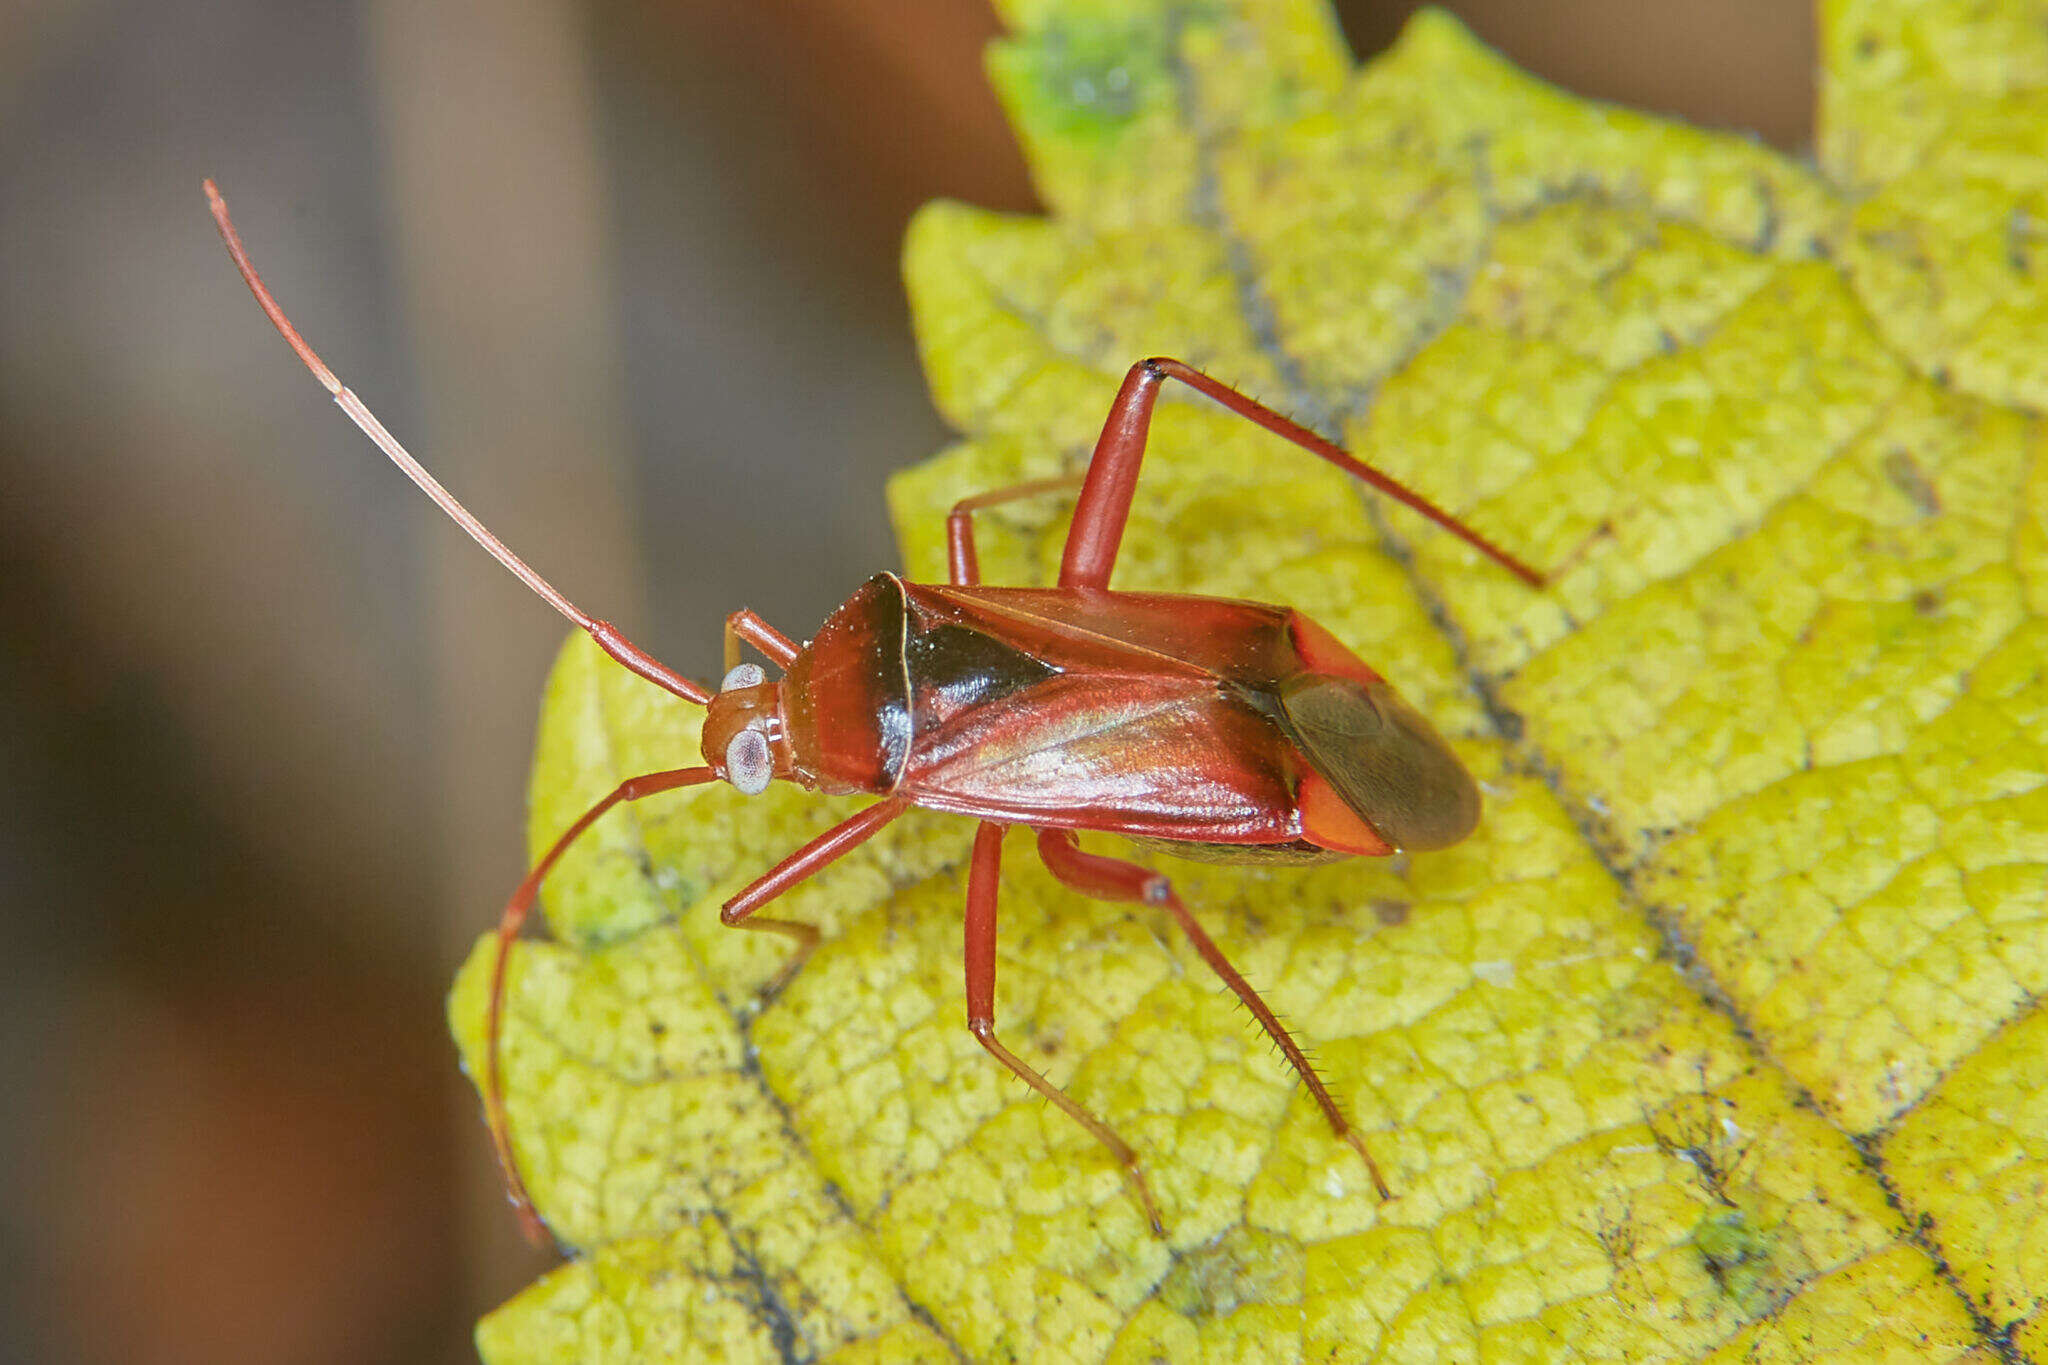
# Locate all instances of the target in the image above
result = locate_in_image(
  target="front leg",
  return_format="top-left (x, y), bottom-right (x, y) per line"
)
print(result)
top-left (720, 798), bottom-right (909, 996)
top-left (486, 764), bottom-right (722, 1240)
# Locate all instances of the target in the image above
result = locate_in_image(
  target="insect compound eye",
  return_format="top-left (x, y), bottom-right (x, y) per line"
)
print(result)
top-left (724, 727), bottom-right (773, 795)
top-left (721, 662), bottom-right (766, 692)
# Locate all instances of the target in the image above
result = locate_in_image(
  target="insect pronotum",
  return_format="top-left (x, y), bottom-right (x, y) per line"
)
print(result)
top-left (206, 179), bottom-right (1541, 1240)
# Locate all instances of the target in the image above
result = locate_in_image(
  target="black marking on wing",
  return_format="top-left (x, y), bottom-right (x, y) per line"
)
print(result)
top-left (904, 621), bottom-right (1060, 732)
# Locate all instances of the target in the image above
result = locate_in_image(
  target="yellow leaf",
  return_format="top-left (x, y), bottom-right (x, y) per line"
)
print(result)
top-left (450, 3), bottom-right (2046, 1358)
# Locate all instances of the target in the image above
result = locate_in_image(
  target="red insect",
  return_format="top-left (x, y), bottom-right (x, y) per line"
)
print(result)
top-left (207, 180), bottom-right (1540, 1239)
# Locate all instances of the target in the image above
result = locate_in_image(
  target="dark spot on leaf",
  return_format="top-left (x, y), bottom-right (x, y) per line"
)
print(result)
top-left (1030, 1022), bottom-right (1067, 1060)
top-left (712, 1216), bottom-right (808, 1363)
top-left (1157, 1227), bottom-right (1303, 1320)
top-left (2008, 207), bottom-right (2042, 274)
top-left (1372, 898), bottom-right (1410, 927)
top-left (1596, 1205), bottom-right (1640, 1269)
top-left (1883, 448), bottom-right (1941, 516)
top-left (1692, 1207), bottom-right (1774, 1303)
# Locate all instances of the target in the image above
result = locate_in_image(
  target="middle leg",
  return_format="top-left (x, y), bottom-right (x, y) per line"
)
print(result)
top-left (963, 820), bottom-right (1166, 1236)
top-left (719, 797), bottom-right (909, 996)
top-left (946, 474), bottom-right (1085, 586)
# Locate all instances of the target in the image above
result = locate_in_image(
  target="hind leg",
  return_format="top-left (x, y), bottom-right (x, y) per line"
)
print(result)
top-left (1035, 828), bottom-right (1392, 1199)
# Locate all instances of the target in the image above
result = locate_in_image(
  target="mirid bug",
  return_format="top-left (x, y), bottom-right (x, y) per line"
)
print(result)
top-left (207, 180), bottom-right (1541, 1240)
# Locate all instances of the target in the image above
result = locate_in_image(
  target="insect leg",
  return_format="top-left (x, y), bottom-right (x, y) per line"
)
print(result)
top-left (945, 474), bottom-right (1086, 585)
top-left (1034, 828), bottom-right (1393, 1200)
top-left (719, 798), bottom-right (909, 995)
top-left (965, 822), bottom-right (1166, 1236)
top-left (1057, 357), bottom-right (1542, 591)
top-left (723, 609), bottom-right (801, 673)
top-left (486, 765), bottom-right (721, 1241)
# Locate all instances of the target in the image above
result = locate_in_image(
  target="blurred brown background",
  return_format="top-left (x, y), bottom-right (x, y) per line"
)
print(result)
top-left (0, 3), bottom-right (1810, 1361)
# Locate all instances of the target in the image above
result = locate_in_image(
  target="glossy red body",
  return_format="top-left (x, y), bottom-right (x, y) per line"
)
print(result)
top-left (756, 574), bottom-right (1482, 859)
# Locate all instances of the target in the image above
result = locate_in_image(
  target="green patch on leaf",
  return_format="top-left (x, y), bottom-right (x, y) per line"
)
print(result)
top-left (1691, 1207), bottom-right (1777, 1307)
top-left (990, 8), bottom-right (1183, 142)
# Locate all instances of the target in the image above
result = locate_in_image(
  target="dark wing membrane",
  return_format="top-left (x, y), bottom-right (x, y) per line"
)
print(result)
top-left (1277, 675), bottom-right (1479, 851)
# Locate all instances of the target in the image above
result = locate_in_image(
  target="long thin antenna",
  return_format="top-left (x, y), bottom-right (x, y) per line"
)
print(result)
top-left (205, 179), bottom-right (711, 706)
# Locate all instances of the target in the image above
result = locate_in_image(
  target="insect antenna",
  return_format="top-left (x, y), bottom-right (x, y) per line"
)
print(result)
top-left (204, 179), bottom-right (712, 707)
